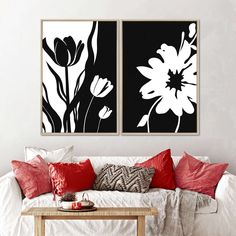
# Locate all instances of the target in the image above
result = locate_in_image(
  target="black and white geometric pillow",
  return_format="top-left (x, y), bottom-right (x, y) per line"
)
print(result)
top-left (93, 164), bottom-right (155, 193)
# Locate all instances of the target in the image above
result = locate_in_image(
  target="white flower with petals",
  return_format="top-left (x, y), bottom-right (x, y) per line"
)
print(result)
top-left (83, 75), bottom-right (113, 132)
top-left (137, 23), bottom-right (197, 133)
top-left (97, 106), bottom-right (112, 132)
top-left (99, 106), bottom-right (112, 119)
top-left (90, 75), bottom-right (113, 98)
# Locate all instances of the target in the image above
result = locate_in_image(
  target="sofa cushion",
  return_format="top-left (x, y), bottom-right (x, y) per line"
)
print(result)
top-left (24, 145), bottom-right (73, 162)
top-left (11, 155), bottom-right (52, 199)
top-left (175, 152), bottom-right (228, 198)
top-left (21, 189), bottom-right (217, 215)
top-left (135, 149), bottom-right (176, 190)
top-left (93, 164), bottom-right (155, 193)
top-left (48, 159), bottom-right (96, 196)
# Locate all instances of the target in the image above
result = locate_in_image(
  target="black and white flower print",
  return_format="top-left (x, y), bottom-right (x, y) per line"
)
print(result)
top-left (42, 21), bottom-right (117, 133)
top-left (122, 21), bottom-right (198, 134)
top-left (137, 23), bottom-right (197, 132)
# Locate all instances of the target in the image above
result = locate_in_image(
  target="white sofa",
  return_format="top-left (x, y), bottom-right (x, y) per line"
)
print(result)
top-left (1, 155), bottom-right (236, 236)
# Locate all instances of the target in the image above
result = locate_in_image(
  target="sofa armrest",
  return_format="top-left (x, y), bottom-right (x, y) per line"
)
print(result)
top-left (0, 171), bottom-right (22, 236)
top-left (215, 172), bottom-right (236, 225)
top-left (215, 172), bottom-right (236, 203)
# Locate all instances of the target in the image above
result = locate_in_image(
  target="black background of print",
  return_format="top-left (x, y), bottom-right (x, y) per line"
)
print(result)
top-left (84, 21), bottom-right (117, 132)
top-left (122, 21), bottom-right (197, 133)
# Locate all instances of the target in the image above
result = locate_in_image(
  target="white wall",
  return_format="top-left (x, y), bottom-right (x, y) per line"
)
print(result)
top-left (1, 0), bottom-right (236, 176)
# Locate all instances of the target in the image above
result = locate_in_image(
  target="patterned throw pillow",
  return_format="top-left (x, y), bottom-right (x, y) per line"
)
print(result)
top-left (93, 164), bottom-right (155, 193)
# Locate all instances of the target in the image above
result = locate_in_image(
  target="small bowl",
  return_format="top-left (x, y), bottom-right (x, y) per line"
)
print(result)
top-left (61, 201), bottom-right (77, 209)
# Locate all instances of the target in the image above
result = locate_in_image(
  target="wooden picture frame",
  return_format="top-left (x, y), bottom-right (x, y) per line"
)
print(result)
top-left (121, 20), bottom-right (199, 135)
top-left (41, 20), bottom-right (119, 135)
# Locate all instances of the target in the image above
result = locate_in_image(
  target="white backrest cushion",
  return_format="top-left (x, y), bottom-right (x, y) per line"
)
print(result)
top-left (73, 155), bottom-right (210, 174)
top-left (24, 146), bottom-right (73, 162)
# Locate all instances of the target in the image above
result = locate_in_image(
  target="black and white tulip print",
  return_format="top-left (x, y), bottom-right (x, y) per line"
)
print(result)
top-left (122, 21), bottom-right (198, 134)
top-left (42, 21), bottom-right (117, 134)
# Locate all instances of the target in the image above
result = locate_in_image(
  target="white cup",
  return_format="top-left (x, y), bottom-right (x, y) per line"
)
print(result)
top-left (61, 201), bottom-right (76, 209)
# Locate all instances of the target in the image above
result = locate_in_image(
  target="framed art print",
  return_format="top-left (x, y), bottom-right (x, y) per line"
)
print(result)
top-left (122, 21), bottom-right (199, 135)
top-left (41, 20), bottom-right (118, 135)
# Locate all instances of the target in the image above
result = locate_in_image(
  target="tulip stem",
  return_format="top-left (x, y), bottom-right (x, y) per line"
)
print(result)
top-left (147, 97), bottom-right (162, 133)
top-left (175, 116), bottom-right (181, 133)
top-left (83, 96), bottom-right (94, 132)
top-left (65, 66), bottom-right (71, 132)
top-left (97, 118), bottom-right (101, 132)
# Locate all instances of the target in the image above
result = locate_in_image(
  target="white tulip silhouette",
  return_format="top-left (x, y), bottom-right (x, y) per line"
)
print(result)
top-left (99, 106), bottom-right (112, 119)
top-left (90, 75), bottom-right (113, 98)
top-left (97, 106), bottom-right (112, 132)
top-left (83, 75), bottom-right (113, 132)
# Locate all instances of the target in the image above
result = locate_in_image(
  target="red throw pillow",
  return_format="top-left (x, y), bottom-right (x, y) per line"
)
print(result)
top-left (135, 149), bottom-right (176, 190)
top-left (175, 152), bottom-right (228, 198)
top-left (11, 155), bottom-right (52, 199)
top-left (48, 159), bottom-right (96, 196)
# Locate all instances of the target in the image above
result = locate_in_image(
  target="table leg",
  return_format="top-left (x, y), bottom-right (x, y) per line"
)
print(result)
top-left (34, 216), bottom-right (45, 236)
top-left (137, 216), bottom-right (145, 236)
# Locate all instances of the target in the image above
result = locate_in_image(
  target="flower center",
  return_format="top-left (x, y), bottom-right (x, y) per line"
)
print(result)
top-left (165, 63), bottom-right (194, 98)
top-left (165, 70), bottom-right (184, 98)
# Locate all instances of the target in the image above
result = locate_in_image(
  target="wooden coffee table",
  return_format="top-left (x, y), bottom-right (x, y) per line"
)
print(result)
top-left (22, 207), bottom-right (157, 236)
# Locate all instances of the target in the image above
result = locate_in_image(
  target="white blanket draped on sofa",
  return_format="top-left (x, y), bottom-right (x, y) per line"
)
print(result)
top-left (1, 155), bottom-right (236, 236)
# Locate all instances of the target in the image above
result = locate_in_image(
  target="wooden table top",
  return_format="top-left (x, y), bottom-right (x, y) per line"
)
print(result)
top-left (22, 207), bottom-right (157, 217)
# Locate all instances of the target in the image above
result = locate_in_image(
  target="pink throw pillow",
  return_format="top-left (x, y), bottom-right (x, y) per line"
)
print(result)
top-left (175, 152), bottom-right (228, 198)
top-left (11, 155), bottom-right (52, 199)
